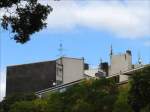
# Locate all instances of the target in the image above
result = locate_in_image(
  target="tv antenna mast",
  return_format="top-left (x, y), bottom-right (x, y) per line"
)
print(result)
top-left (138, 51), bottom-right (142, 64)
top-left (110, 44), bottom-right (113, 56)
top-left (58, 41), bottom-right (65, 57)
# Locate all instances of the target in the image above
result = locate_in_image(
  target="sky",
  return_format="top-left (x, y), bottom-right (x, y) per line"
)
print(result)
top-left (0, 0), bottom-right (150, 101)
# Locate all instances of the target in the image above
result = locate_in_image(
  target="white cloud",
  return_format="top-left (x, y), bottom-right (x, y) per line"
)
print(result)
top-left (0, 0), bottom-right (150, 39)
top-left (46, 0), bottom-right (150, 39)
top-left (0, 70), bottom-right (6, 101)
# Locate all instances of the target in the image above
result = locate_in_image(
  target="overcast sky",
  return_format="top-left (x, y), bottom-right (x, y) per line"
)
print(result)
top-left (0, 0), bottom-right (150, 101)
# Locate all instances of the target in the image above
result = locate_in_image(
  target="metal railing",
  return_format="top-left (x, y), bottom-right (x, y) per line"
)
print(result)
top-left (35, 79), bottom-right (83, 96)
top-left (36, 64), bottom-right (150, 96)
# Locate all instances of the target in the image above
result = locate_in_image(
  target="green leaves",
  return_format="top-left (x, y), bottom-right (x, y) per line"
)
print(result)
top-left (128, 66), bottom-right (150, 112)
top-left (1, 69), bottom-right (150, 112)
top-left (113, 87), bottom-right (133, 112)
top-left (46, 92), bottom-right (64, 112)
top-left (62, 78), bottom-right (118, 112)
top-left (0, 93), bottom-right (37, 112)
top-left (0, 0), bottom-right (20, 8)
top-left (10, 99), bottom-right (48, 112)
top-left (0, 0), bottom-right (52, 43)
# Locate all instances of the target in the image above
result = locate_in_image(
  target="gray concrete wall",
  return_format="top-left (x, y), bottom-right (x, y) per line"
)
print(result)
top-left (61, 57), bottom-right (84, 84)
top-left (56, 59), bottom-right (63, 84)
top-left (6, 61), bottom-right (56, 96)
top-left (110, 51), bottom-right (132, 76)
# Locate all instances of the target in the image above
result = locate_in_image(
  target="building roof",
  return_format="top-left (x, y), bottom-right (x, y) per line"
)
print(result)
top-left (84, 68), bottom-right (99, 77)
top-left (7, 56), bottom-right (84, 68)
top-left (123, 64), bottom-right (150, 75)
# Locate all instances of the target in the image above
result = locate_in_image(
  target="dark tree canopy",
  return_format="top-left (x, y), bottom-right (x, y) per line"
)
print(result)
top-left (128, 66), bottom-right (150, 112)
top-left (0, 93), bottom-right (37, 112)
top-left (0, 78), bottom-right (118, 112)
top-left (0, 0), bottom-right (52, 44)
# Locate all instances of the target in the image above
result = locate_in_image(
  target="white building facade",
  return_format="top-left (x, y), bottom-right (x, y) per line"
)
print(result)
top-left (109, 50), bottom-right (132, 76)
top-left (56, 57), bottom-right (84, 85)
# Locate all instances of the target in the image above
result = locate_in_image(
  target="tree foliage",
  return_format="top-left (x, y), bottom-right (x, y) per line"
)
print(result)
top-left (62, 78), bottom-right (118, 112)
top-left (141, 104), bottom-right (150, 112)
top-left (46, 92), bottom-right (64, 112)
top-left (10, 99), bottom-right (48, 112)
top-left (0, 0), bottom-right (52, 43)
top-left (0, 93), bottom-right (37, 112)
top-left (1, 69), bottom-right (150, 112)
top-left (113, 85), bottom-right (133, 112)
top-left (0, 78), bottom-right (118, 112)
top-left (128, 66), bottom-right (150, 112)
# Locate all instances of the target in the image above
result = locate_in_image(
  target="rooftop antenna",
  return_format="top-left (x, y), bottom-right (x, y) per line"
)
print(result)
top-left (58, 40), bottom-right (64, 57)
top-left (138, 51), bottom-right (142, 64)
top-left (110, 44), bottom-right (113, 56)
top-left (58, 43), bottom-right (63, 57)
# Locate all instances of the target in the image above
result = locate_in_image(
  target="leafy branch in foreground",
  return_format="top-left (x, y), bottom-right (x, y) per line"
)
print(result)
top-left (0, 0), bottom-right (52, 44)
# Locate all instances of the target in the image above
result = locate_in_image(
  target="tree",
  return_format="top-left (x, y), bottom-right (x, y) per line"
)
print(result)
top-left (128, 66), bottom-right (150, 112)
top-left (90, 78), bottom-right (118, 112)
top-left (62, 78), bottom-right (118, 112)
top-left (33, 99), bottom-right (48, 112)
top-left (47, 92), bottom-right (64, 112)
top-left (71, 99), bottom-right (93, 112)
top-left (9, 101), bottom-right (35, 112)
top-left (113, 85), bottom-right (133, 112)
top-left (0, 0), bottom-right (52, 43)
top-left (0, 93), bottom-right (37, 112)
top-left (0, 102), bottom-right (3, 112)
top-left (10, 99), bottom-right (48, 112)
top-left (141, 104), bottom-right (150, 112)
top-left (0, 78), bottom-right (119, 112)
